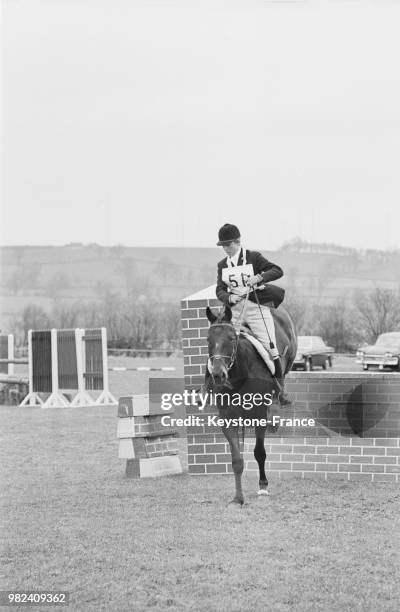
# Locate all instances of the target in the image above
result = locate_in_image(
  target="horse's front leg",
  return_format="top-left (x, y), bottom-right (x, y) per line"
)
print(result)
top-left (221, 424), bottom-right (244, 505)
top-left (254, 425), bottom-right (269, 496)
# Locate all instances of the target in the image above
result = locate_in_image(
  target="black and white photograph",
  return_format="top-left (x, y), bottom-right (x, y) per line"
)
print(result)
top-left (1, 1), bottom-right (400, 610)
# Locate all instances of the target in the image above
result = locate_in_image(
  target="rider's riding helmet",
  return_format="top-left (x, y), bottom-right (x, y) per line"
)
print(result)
top-left (217, 224), bottom-right (241, 246)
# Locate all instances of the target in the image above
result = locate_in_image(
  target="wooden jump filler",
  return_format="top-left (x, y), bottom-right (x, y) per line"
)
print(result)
top-left (117, 394), bottom-right (183, 478)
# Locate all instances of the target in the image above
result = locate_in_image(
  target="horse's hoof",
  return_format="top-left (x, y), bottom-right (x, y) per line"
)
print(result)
top-left (257, 489), bottom-right (269, 496)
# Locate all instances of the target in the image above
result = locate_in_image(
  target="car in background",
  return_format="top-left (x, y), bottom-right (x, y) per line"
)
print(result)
top-left (292, 336), bottom-right (334, 371)
top-left (356, 332), bottom-right (400, 371)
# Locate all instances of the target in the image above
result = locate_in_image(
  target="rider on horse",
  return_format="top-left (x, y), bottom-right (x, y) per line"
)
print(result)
top-left (215, 223), bottom-right (291, 406)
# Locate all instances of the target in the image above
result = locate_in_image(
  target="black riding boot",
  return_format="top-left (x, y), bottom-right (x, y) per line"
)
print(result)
top-left (272, 357), bottom-right (292, 407)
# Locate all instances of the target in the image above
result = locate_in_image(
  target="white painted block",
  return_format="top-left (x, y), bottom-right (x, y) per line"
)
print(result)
top-left (118, 395), bottom-right (149, 416)
top-left (117, 418), bottom-right (137, 438)
top-left (139, 455), bottom-right (183, 478)
top-left (118, 439), bottom-right (135, 459)
top-left (131, 394), bottom-right (151, 416)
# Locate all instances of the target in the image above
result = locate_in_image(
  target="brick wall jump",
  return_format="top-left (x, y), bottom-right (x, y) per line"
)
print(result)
top-left (181, 291), bottom-right (400, 483)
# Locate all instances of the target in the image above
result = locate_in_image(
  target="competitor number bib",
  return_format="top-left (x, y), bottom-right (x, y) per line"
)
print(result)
top-left (222, 263), bottom-right (254, 296)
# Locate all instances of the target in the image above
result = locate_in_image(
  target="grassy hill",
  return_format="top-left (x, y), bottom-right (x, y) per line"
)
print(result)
top-left (1, 243), bottom-right (399, 330)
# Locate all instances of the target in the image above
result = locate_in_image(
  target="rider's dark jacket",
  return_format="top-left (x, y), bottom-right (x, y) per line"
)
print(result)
top-left (216, 248), bottom-right (285, 308)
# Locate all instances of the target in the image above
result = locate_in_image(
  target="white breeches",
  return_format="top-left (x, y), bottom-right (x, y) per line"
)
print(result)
top-left (231, 301), bottom-right (279, 359)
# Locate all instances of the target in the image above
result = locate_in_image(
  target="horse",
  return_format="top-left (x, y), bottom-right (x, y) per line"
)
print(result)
top-left (205, 304), bottom-right (297, 505)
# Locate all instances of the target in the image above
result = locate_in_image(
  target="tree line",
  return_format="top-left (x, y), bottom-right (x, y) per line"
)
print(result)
top-left (9, 287), bottom-right (400, 353)
top-left (11, 296), bottom-right (181, 353)
top-left (286, 287), bottom-right (400, 352)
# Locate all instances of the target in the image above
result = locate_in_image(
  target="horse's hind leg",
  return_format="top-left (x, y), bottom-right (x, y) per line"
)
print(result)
top-left (222, 425), bottom-right (244, 505)
top-left (254, 426), bottom-right (269, 495)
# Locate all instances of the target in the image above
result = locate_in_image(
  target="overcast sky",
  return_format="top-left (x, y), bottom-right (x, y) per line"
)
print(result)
top-left (2, 0), bottom-right (400, 250)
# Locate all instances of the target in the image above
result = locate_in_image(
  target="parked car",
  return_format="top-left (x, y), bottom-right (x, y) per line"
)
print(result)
top-left (356, 332), bottom-right (400, 371)
top-left (292, 336), bottom-right (334, 371)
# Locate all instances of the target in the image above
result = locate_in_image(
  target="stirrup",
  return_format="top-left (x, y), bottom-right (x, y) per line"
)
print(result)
top-left (272, 356), bottom-right (284, 380)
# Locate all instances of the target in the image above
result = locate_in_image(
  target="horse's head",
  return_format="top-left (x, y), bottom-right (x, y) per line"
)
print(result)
top-left (206, 306), bottom-right (237, 385)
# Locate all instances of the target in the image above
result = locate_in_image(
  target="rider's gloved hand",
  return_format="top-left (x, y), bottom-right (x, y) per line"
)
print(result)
top-left (246, 274), bottom-right (263, 287)
top-left (229, 294), bottom-right (242, 305)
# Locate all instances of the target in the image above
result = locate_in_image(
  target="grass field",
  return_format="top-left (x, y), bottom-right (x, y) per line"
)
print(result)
top-left (1, 359), bottom-right (400, 611)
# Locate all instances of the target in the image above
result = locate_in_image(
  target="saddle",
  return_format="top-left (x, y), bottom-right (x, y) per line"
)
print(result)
top-left (237, 325), bottom-right (275, 376)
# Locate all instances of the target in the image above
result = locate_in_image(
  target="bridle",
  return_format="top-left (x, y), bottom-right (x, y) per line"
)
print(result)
top-left (206, 287), bottom-right (262, 452)
top-left (207, 322), bottom-right (243, 449)
top-left (208, 322), bottom-right (239, 372)
top-left (208, 287), bottom-right (250, 374)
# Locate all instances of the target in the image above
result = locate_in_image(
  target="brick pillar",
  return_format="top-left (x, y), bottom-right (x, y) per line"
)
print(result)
top-left (180, 285), bottom-right (222, 390)
top-left (181, 286), bottom-right (227, 474)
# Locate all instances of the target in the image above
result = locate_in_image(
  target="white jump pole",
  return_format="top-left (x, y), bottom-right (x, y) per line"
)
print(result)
top-left (8, 334), bottom-right (14, 376)
top-left (96, 327), bottom-right (117, 406)
top-left (19, 330), bottom-right (44, 407)
top-left (70, 328), bottom-right (94, 407)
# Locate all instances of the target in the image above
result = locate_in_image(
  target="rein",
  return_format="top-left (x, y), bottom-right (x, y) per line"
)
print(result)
top-left (208, 286), bottom-right (251, 372)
